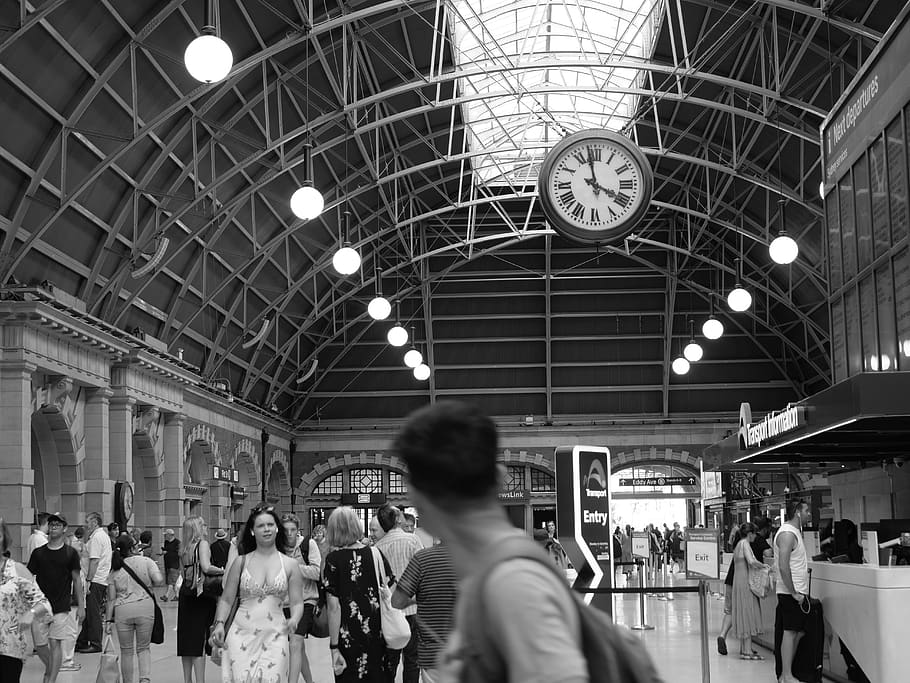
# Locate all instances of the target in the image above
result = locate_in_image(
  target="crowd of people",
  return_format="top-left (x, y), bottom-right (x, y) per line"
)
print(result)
top-left (1, 400), bottom-right (825, 683)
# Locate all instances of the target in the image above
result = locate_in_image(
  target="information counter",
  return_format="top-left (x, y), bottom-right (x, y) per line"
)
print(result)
top-left (807, 561), bottom-right (910, 683)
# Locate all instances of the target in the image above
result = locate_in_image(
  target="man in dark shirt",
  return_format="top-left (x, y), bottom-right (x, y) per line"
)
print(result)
top-left (27, 513), bottom-right (85, 683)
top-left (210, 529), bottom-right (231, 569)
top-left (161, 528), bottom-right (180, 601)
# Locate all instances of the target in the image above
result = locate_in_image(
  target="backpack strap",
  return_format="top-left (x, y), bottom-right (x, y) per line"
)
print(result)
top-left (302, 535), bottom-right (311, 566)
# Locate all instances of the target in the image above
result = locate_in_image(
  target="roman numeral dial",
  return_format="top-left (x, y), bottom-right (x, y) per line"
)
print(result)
top-left (539, 130), bottom-right (653, 245)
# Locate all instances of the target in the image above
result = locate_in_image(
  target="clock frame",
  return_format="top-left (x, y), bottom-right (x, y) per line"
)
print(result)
top-left (538, 129), bottom-right (653, 245)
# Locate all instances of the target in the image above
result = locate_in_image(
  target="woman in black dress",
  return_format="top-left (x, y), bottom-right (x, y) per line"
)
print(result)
top-left (324, 506), bottom-right (393, 682)
top-left (176, 515), bottom-right (223, 683)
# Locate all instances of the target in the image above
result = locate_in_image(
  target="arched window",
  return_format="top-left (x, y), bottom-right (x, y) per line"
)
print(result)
top-left (314, 472), bottom-right (343, 495)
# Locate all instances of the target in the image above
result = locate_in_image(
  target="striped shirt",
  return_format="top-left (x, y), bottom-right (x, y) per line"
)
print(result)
top-left (375, 528), bottom-right (424, 616)
top-left (396, 545), bottom-right (457, 669)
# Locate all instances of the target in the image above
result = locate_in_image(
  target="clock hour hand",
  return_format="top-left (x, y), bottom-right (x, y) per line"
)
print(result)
top-left (584, 176), bottom-right (616, 199)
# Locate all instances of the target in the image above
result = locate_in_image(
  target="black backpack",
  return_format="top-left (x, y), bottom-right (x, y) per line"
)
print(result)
top-left (459, 536), bottom-right (663, 682)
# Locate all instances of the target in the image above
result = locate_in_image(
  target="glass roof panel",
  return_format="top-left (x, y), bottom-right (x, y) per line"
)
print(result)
top-left (450, 0), bottom-right (662, 186)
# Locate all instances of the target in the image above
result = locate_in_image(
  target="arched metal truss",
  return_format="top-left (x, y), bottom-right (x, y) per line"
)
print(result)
top-left (0, 0), bottom-right (898, 425)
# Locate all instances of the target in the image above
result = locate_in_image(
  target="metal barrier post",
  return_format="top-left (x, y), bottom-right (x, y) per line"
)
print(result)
top-left (698, 580), bottom-right (711, 683)
top-left (630, 559), bottom-right (654, 630)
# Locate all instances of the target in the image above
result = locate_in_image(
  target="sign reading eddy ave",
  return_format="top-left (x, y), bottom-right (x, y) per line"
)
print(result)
top-left (684, 528), bottom-right (721, 581)
top-left (619, 476), bottom-right (698, 487)
top-left (555, 445), bottom-right (612, 609)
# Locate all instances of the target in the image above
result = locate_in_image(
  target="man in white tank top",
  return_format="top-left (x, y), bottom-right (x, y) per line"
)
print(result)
top-left (773, 499), bottom-right (811, 683)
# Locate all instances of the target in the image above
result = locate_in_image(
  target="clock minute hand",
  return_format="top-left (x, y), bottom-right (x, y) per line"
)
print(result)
top-left (584, 176), bottom-right (602, 197)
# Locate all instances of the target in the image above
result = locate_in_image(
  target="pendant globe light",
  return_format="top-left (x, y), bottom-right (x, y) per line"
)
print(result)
top-left (727, 257), bottom-right (752, 312)
top-left (290, 141), bottom-right (324, 220)
top-left (769, 232), bottom-right (798, 265)
top-left (368, 267), bottom-right (391, 321)
top-left (184, 0), bottom-right (233, 83)
top-left (332, 210), bottom-right (361, 275)
top-left (404, 346), bottom-right (423, 368)
top-left (386, 301), bottom-right (408, 346)
top-left (702, 293), bottom-right (724, 340)
top-left (672, 357), bottom-right (690, 375)
top-left (387, 323), bottom-right (407, 347)
top-left (683, 322), bottom-right (703, 362)
top-left (413, 363), bottom-right (431, 381)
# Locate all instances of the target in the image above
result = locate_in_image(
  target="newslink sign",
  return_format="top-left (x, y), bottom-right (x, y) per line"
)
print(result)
top-left (738, 402), bottom-right (805, 450)
top-left (555, 445), bottom-right (613, 611)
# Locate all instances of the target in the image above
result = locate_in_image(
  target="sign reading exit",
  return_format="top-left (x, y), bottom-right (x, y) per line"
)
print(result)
top-left (685, 528), bottom-right (721, 580)
top-left (619, 476), bottom-right (698, 487)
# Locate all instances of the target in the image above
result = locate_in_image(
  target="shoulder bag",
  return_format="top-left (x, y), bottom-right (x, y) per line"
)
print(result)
top-left (120, 559), bottom-right (164, 645)
top-left (193, 542), bottom-right (224, 600)
top-left (370, 547), bottom-right (411, 649)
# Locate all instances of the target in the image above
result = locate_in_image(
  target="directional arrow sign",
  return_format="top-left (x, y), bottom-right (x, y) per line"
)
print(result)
top-left (618, 476), bottom-right (700, 487)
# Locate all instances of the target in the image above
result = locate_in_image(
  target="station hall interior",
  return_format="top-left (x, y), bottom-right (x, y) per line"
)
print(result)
top-left (3, 1), bottom-right (910, 682)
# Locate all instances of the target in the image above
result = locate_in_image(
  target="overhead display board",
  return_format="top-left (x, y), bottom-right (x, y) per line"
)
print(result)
top-left (555, 445), bottom-right (613, 610)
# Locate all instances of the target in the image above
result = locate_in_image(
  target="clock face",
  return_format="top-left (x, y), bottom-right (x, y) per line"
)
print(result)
top-left (539, 130), bottom-right (652, 244)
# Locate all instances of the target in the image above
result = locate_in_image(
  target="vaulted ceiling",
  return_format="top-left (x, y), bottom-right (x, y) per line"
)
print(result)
top-left (0, 1), bottom-right (901, 426)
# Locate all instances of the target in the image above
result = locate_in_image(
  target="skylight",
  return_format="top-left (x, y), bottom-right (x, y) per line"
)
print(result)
top-left (449, 0), bottom-right (662, 187)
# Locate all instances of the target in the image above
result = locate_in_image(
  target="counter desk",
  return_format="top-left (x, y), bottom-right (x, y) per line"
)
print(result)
top-left (752, 562), bottom-right (910, 682)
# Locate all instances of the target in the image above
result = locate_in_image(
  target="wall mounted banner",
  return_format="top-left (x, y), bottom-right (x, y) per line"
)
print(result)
top-left (555, 445), bottom-right (613, 609)
top-left (684, 528), bottom-right (721, 580)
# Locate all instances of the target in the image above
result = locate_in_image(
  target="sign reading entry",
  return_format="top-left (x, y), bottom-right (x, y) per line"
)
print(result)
top-left (619, 476), bottom-right (698, 487)
top-left (555, 445), bottom-right (613, 610)
top-left (631, 532), bottom-right (650, 559)
top-left (685, 529), bottom-right (721, 580)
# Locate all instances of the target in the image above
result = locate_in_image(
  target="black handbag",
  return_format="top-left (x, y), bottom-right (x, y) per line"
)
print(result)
top-left (120, 560), bottom-right (164, 644)
top-left (193, 543), bottom-right (224, 599)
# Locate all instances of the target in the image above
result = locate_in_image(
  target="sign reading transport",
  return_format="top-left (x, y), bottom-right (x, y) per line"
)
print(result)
top-left (618, 476), bottom-right (698, 487)
top-left (738, 401), bottom-right (805, 450)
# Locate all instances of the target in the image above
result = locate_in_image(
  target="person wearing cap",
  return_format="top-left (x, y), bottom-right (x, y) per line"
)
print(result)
top-left (209, 529), bottom-right (230, 571)
top-left (26, 513), bottom-right (85, 682)
top-left (160, 528), bottom-right (180, 601)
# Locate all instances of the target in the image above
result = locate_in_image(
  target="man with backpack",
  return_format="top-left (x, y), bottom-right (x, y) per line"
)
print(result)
top-left (392, 400), bottom-right (662, 683)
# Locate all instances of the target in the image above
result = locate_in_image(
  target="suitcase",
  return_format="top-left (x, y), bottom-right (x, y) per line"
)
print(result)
top-left (791, 597), bottom-right (824, 683)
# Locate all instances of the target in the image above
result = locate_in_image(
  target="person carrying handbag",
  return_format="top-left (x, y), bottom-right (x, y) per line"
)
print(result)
top-left (105, 535), bottom-right (165, 683)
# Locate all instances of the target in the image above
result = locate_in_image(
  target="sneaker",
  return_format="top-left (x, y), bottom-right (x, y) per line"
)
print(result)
top-left (59, 662), bottom-right (81, 671)
top-left (75, 645), bottom-right (102, 654)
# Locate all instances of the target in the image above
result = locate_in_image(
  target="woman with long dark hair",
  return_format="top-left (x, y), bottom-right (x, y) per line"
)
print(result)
top-left (210, 504), bottom-right (304, 683)
top-left (105, 534), bottom-right (164, 683)
top-left (731, 522), bottom-right (769, 660)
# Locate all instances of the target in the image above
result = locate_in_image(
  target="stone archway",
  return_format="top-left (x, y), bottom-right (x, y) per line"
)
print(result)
top-left (230, 439), bottom-right (259, 529)
top-left (183, 424), bottom-right (221, 522)
top-left (132, 406), bottom-right (165, 529)
top-left (30, 404), bottom-right (81, 523)
top-left (266, 449), bottom-right (291, 509)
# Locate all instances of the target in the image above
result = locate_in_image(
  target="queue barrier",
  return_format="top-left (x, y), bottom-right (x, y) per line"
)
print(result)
top-left (572, 559), bottom-right (711, 683)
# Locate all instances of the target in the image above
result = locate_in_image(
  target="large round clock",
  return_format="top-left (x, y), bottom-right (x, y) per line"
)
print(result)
top-left (114, 481), bottom-right (134, 526)
top-left (538, 129), bottom-right (653, 244)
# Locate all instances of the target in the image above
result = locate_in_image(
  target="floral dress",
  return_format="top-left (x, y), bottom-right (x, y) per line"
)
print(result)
top-left (323, 547), bottom-right (392, 682)
top-left (223, 555), bottom-right (290, 683)
top-left (0, 558), bottom-right (52, 661)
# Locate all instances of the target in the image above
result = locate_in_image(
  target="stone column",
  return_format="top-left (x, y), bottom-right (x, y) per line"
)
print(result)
top-left (108, 394), bottom-right (135, 485)
top-left (208, 482), bottom-right (232, 535)
top-left (0, 361), bottom-right (36, 556)
top-left (82, 387), bottom-right (114, 521)
top-left (161, 413), bottom-right (185, 533)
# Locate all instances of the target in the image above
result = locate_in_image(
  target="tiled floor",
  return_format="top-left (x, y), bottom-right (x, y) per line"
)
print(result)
top-left (22, 573), bottom-right (781, 682)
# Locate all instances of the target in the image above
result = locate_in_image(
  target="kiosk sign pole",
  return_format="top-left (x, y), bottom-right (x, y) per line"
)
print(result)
top-left (685, 528), bottom-right (720, 683)
top-left (554, 445), bottom-right (613, 611)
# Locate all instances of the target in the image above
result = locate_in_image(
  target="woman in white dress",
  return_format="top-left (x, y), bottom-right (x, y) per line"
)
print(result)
top-left (210, 505), bottom-right (304, 683)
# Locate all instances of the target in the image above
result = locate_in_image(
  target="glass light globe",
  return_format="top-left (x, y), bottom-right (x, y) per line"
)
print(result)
top-left (672, 357), bottom-right (690, 375)
top-left (727, 286), bottom-right (752, 312)
top-left (387, 324), bottom-right (408, 347)
top-left (184, 34), bottom-right (233, 83)
top-left (869, 355), bottom-right (879, 371)
top-left (413, 363), bottom-right (431, 380)
top-left (368, 296), bottom-right (391, 321)
top-left (684, 341), bottom-right (704, 362)
top-left (881, 355), bottom-right (892, 371)
top-left (702, 317), bottom-right (724, 340)
top-left (332, 245), bottom-right (361, 275)
top-left (403, 348), bottom-right (423, 368)
top-left (819, 181), bottom-right (825, 199)
top-left (290, 184), bottom-right (324, 220)
top-left (769, 234), bottom-right (799, 264)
